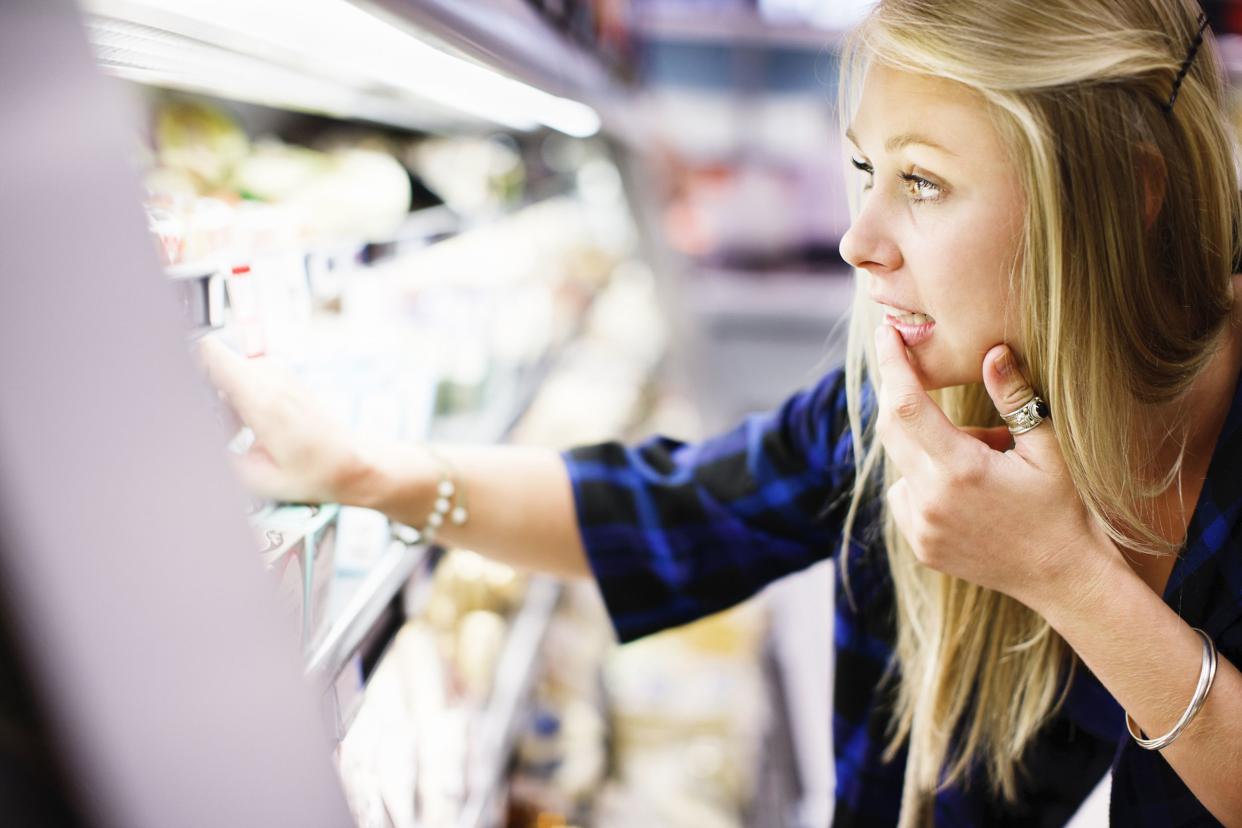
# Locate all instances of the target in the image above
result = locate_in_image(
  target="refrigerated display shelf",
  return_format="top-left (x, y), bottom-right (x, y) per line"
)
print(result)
top-left (159, 204), bottom-right (460, 290)
top-left (161, 190), bottom-right (586, 344)
top-left (459, 575), bottom-right (562, 828)
top-left (352, 0), bottom-right (623, 113)
top-left (85, 0), bottom-right (621, 137)
top-left (83, 7), bottom-right (491, 134)
top-left (307, 539), bottom-right (434, 679)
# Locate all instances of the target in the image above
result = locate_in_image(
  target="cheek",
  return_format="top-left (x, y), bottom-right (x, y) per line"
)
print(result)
top-left (938, 201), bottom-right (1019, 318)
top-left (917, 227), bottom-right (1015, 386)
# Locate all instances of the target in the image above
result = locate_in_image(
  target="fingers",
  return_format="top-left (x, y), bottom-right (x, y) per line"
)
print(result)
top-left (197, 336), bottom-right (270, 433)
top-left (873, 325), bottom-right (965, 474)
top-left (981, 344), bottom-right (1056, 454)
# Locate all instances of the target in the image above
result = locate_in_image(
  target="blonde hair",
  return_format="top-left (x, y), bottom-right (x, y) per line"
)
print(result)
top-left (834, 0), bottom-right (1241, 823)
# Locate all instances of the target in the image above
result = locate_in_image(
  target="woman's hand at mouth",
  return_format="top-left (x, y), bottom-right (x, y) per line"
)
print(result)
top-left (872, 325), bottom-right (1119, 612)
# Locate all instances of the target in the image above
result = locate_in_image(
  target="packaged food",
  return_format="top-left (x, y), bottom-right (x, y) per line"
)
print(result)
top-left (255, 504), bottom-right (340, 646)
top-left (257, 527), bottom-right (308, 642)
top-left (305, 513), bottom-right (337, 645)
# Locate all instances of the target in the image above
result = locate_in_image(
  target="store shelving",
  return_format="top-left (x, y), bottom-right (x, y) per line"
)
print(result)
top-left (352, 0), bottom-right (622, 103)
top-left (75, 5), bottom-right (645, 825)
top-left (160, 204), bottom-right (457, 288)
top-left (166, 264), bottom-right (226, 339)
top-left (83, 0), bottom-right (622, 137)
top-left (83, 2), bottom-right (495, 134)
top-left (148, 168), bottom-right (600, 701)
top-left (458, 575), bottom-right (562, 828)
top-left (307, 540), bottom-right (434, 679)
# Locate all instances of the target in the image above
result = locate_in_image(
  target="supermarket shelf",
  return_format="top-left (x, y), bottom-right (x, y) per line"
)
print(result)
top-left (83, 1), bottom-right (621, 136)
top-left (160, 204), bottom-right (461, 285)
top-left (458, 575), bottom-right (563, 828)
top-left (167, 268), bottom-right (226, 334)
top-left (359, 204), bottom-right (461, 263)
top-left (82, 5), bottom-right (493, 134)
top-left (306, 539), bottom-right (434, 680)
top-left (159, 189), bottom-right (582, 302)
top-left (354, 0), bottom-right (623, 105)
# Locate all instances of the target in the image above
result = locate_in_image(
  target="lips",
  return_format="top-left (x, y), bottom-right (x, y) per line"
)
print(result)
top-left (884, 313), bottom-right (935, 347)
top-left (871, 296), bottom-right (936, 347)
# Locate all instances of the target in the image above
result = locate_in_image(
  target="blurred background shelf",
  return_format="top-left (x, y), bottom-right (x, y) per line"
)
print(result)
top-left (457, 576), bottom-right (563, 828)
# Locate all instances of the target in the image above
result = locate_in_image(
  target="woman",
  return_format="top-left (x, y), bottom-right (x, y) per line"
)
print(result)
top-left (203, 0), bottom-right (1242, 824)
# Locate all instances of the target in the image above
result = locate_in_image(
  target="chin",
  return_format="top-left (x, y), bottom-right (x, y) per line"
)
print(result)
top-left (907, 349), bottom-right (981, 392)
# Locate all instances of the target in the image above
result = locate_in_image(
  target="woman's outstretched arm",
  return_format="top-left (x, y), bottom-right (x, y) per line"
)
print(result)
top-left (199, 337), bottom-right (590, 578)
top-left (349, 441), bottom-right (590, 578)
top-left (199, 336), bottom-right (860, 643)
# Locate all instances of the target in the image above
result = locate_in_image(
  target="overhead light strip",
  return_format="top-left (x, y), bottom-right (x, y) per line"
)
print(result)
top-left (83, 0), bottom-right (600, 137)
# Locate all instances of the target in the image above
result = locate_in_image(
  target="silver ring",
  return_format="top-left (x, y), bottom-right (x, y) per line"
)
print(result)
top-left (1000, 395), bottom-right (1050, 435)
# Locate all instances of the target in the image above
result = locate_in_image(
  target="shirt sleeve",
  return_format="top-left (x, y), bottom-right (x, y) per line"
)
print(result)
top-left (561, 366), bottom-right (866, 643)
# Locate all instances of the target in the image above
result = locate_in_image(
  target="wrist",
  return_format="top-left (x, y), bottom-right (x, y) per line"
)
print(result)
top-left (1028, 531), bottom-right (1128, 628)
top-left (336, 439), bottom-right (433, 525)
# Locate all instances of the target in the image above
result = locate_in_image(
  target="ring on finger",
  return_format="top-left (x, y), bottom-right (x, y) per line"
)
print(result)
top-left (1001, 395), bottom-right (1050, 435)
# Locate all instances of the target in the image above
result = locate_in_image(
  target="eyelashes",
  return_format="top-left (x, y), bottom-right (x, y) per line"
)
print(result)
top-left (850, 156), bottom-right (944, 205)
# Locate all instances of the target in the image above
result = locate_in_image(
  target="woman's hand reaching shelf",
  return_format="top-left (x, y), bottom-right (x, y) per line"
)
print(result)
top-left (198, 336), bottom-right (373, 506)
top-left (196, 335), bottom-right (591, 579)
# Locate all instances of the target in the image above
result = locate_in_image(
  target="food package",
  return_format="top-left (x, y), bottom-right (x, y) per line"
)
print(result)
top-left (255, 504), bottom-right (340, 646)
top-left (334, 506), bottom-right (396, 575)
top-left (256, 526), bottom-right (308, 644)
top-left (154, 99), bottom-right (250, 192)
top-left (305, 513), bottom-right (337, 645)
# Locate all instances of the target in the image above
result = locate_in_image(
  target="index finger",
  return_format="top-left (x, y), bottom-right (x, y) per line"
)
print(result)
top-left (873, 324), bottom-right (965, 470)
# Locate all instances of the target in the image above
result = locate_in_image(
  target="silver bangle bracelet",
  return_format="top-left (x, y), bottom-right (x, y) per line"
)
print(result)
top-left (1125, 626), bottom-right (1218, 751)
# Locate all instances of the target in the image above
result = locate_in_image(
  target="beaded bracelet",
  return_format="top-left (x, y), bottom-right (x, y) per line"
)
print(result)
top-left (1125, 627), bottom-right (1218, 751)
top-left (414, 445), bottom-right (468, 544)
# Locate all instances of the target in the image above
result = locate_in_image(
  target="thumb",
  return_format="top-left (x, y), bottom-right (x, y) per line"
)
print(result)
top-left (982, 344), bottom-right (1054, 448)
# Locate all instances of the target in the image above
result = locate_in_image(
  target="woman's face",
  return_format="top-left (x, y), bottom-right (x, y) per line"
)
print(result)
top-left (839, 64), bottom-right (1027, 389)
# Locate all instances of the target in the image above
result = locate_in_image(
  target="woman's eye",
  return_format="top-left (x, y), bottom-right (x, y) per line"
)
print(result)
top-left (898, 172), bottom-right (943, 205)
top-left (849, 157), bottom-right (879, 192)
top-left (851, 157), bottom-right (944, 205)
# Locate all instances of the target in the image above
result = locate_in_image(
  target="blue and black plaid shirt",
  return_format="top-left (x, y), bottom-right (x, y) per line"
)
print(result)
top-left (563, 365), bottom-right (1241, 826)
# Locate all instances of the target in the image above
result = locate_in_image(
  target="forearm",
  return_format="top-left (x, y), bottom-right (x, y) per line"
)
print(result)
top-left (344, 441), bottom-right (591, 579)
top-left (1036, 552), bottom-right (1242, 826)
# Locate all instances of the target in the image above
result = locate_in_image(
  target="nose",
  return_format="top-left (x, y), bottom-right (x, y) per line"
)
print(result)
top-left (839, 198), bottom-right (902, 274)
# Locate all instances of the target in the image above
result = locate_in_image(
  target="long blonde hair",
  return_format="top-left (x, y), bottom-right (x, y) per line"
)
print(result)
top-left (834, 1), bottom-right (1240, 822)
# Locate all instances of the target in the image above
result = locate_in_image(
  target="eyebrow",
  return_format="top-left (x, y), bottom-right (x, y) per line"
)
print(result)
top-left (845, 127), bottom-right (957, 157)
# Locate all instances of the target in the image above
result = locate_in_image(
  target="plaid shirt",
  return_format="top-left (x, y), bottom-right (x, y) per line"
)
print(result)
top-left (563, 365), bottom-right (1241, 826)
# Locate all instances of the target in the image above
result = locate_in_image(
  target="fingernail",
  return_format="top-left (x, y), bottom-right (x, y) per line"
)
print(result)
top-left (995, 347), bottom-right (1013, 376)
